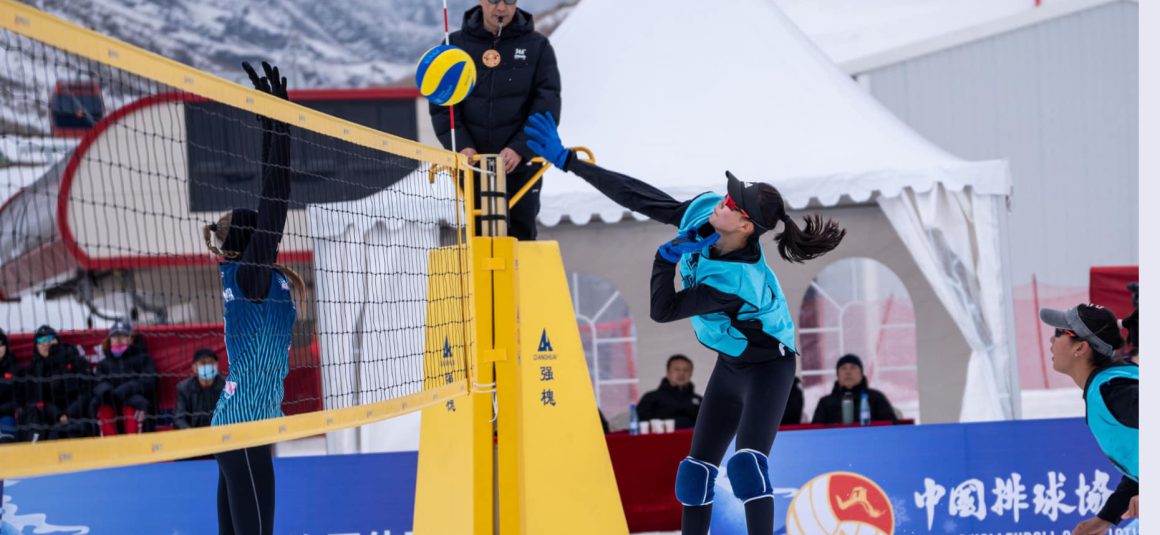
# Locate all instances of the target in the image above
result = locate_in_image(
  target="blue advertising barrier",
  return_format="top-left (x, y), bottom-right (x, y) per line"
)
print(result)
top-left (710, 418), bottom-right (1138, 535)
top-left (1, 452), bottom-right (417, 535)
top-left (0, 418), bottom-right (1139, 534)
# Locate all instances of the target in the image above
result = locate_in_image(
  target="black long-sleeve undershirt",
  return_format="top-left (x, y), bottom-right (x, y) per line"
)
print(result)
top-left (567, 159), bottom-right (692, 226)
top-left (237, 122), bottom-right (291, 301)
top-left (565, 159), bottom-right (758, 326)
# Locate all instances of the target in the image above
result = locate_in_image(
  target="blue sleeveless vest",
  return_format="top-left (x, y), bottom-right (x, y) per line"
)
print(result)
top-left (677, 193), bottom-right (796, 358)
top-left (1085, 364), bottom-right (1138, 480)
top-left (212, 263), bottom-right (297, 426)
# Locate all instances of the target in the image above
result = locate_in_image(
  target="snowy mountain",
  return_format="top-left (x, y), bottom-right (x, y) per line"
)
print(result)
top-left (18, 0), bottom-right (565, 89)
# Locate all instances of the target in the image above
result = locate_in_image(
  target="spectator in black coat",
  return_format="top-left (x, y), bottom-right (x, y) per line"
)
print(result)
top-left (20, 325), bottom-right (92, 440)
top-left (0, 329), bottom-right (20, 443)
top-left (637, 354), bottom-right (702, 429)
top-left (174, 348), bottom-right (224, 430)
top-left (430, 0), bottom-right (562, 241)
top-left (91, 320), bottom-right (157, 435)
top-left (812, 354), bottom-right (898, 425)
top-left (780, 377), bottom-right (805, 425)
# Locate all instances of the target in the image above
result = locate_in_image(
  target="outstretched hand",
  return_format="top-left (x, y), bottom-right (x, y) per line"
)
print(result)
top-left (658, 230), bottom-right (719, 264)
top-left (242, 61), bottom-right (290, 133)
top-left (242, 61), bottom-right (288, 100)
top-left (524, 112), bottom-right (570, 170)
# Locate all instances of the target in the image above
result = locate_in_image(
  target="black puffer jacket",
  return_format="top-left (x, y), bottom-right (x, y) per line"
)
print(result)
top-left (637, 378), bottom-right (703, 430)
top-left (430, 6), bottom-right (562, 160)
top-left (92, 339), bottom-right (157, 408)
top-left (0, 350), bottom-right (21, 417)
top-left (174, 375), bottom-right (225, 429)
top-left (812, 378), bottom-right (898, 424)
top-left (23, 343), bottom-right (92, 419)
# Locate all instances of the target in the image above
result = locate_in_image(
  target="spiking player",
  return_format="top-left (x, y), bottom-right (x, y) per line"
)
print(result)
top-left (525, 112), bottom-right (846, 535)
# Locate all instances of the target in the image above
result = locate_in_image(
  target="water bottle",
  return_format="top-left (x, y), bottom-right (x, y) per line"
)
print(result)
top-left (859, 391), bottom-right (871, 426)
top-left (628, 403), bottom-right (640, 436)
top-left (840, 393), bottom-right (854, 424)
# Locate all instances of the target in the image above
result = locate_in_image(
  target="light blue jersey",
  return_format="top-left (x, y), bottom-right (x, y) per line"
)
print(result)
top-left (211, 263), bottom-right (296, 426)
top-left (678, 193), bottom-right (796, 358)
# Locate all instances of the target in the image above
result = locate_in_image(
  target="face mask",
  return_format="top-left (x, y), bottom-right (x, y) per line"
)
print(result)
top-left (197, 364), bottom-right (218, 381)
top-left (110, 343), bottom-right (130, 357)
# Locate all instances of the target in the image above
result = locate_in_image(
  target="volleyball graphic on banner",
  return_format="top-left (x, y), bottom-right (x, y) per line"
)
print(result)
top-left (415, 44), bottom-right (476, 106)
top-left (786, 471), bottom-right (895, 535)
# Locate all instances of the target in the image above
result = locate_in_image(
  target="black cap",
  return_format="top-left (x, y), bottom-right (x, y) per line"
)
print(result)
top-left (836, 353), bottom-right (863, 372)
top-left (725, 171), bottom-right (775, 233)
top-left (1039, 304), bottom-right (1123, 358)
top-left (220, 208), bottom-right (258, 254)
top-left (109, 320), bottom-right (133, 336)
top-left (35, 325), bottom-right (57, 341)
top-left (193, 348), bottom-right (219, 363)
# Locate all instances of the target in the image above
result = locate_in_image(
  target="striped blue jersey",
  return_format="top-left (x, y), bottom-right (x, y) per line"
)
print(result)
top-left (212, 262), bottom-right (297, 426)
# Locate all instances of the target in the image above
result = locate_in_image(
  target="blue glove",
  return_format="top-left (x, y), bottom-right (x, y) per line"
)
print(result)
top-left (658, 230), bottom-right (719, 264)
top-left (524, 112), bottom-right (570, 170)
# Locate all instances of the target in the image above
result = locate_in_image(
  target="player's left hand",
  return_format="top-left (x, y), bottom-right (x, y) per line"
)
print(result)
top-left (1122, 495), bottom-right (1138, 519)
top-left (658, 230), bottom-right (719, 263)
top-left (500, 147), bottom-right (522, 174)
top-left (524, 112), bottom-right (570, 170)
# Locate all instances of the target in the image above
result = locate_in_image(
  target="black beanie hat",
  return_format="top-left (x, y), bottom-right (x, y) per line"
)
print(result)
top-left (192, 348), bottom-right (219, 363)
top-left (35, 325), bottom-right (58, 340)
top-left (836, 354), bottom-right (863, 372)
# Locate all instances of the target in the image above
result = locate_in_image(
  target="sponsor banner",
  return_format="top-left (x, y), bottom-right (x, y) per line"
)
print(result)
top-left (711, 418), bottom-right (1138, 535)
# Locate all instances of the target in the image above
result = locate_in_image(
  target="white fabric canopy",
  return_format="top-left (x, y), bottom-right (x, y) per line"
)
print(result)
top-left (308, 168), bottom-right (459, 453)
top-left (536, 0), bottom-right (1019, 419)
top-left (537, 0), bottom-right (1009, 226)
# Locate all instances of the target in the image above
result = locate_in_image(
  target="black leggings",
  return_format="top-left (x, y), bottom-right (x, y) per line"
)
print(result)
top-left (216, 445), bottom-right (275, 535)
top-left (683, 354), bottom-right (797, 535)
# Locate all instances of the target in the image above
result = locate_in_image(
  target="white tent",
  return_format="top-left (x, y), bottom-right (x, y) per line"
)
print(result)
top-left (308, 168), bottom-right (461, 452)
top-left (536, 0), bottom-right (1018, 420)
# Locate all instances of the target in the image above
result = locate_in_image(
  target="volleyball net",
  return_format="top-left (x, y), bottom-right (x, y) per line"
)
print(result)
top-left (0, 0), bottom-right (474, 477)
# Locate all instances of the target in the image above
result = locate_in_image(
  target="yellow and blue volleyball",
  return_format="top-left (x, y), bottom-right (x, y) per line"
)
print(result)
top-left (416, 45), bottom-right (476, 107)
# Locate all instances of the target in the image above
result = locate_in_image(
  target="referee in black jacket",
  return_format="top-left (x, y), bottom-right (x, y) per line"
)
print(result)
top-left (429, 0), bottom-right (562, 241)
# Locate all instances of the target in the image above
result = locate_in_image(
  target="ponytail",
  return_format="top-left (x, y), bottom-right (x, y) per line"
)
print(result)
top-left (775, 213), bottom-right (846, 263)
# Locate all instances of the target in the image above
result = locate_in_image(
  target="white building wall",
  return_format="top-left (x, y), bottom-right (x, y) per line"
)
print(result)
top-left (858, 1), bottom-right (1138, 288)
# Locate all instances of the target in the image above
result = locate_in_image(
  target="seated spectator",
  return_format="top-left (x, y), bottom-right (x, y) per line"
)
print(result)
top-left (20, 325), bottom-right (92, 440)
top-left (92, 320), bottom-right (157, 435)
top-left (0, 329), bottom-right (20, 443)
top-left (812, 354), bottom-right (897, 425)
top-left (174, 348), bottom-right (224, 430)
top-left (780, 377), bottom-right (804, 425)
top-left (637, 354), bottom-right (702, 429)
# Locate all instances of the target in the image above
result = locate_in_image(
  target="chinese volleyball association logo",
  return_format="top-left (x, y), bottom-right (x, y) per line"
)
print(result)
top-left (786, 471), bottom-right (895, 535)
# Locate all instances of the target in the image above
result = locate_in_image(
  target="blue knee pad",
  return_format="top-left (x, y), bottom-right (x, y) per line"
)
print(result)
top-left (675, 456), bottom-right (719, 506)
top-left (727, 449), bottom-right (773, 502)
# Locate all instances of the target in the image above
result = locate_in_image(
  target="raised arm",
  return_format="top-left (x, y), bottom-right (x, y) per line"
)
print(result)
top-left (237, 62), bottom-right (292, 301)
top-left (524, 112), bottom-right (690, 226)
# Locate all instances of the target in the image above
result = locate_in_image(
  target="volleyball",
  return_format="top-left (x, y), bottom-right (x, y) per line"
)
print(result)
top-left (786, 472), bottom-right (894, 535)
top-left (416, 44), bottom-right (476, 107)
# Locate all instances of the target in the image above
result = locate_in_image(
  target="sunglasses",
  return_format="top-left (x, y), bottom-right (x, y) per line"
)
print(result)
top-left (35, 335), bottom-right (56, 344)
top-left (486, 0), bottom-right (517, 4)
top-left (1054, 328), bottom-right (1078, 339)
top-left (723, 195), bottom-right (752, 219)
